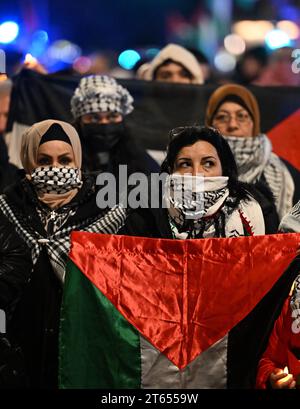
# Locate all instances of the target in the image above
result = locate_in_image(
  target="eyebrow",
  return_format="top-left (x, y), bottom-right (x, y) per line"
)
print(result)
top-left (38, 153), bottom-right (72, 158)
top-left (176, 155), bottom-right (217, 161)
top-left (216, 108), bottom-right (247, 114)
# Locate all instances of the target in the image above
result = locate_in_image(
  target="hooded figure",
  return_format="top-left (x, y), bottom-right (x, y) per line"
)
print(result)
top-left (205, 83), bottom-right (297, 221)
top-left (71, 74), bottom-right (159, 179)
top-left (0, 119), bottom-right (127, 387)
top-left (137, 43), bottom-right (204, 84)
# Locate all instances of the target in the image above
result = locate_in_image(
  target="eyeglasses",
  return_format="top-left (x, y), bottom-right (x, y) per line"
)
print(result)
top-left (213, 111), bottom-right (251, 125)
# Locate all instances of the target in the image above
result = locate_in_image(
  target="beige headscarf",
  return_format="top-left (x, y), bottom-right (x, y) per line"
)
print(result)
top-left (21, 119), bottom-right (82, 209)
top-left (139, 43), bottom-right (204, 84)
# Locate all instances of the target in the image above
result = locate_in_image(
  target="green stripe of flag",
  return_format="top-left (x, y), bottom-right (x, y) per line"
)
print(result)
top-left (59, 259), bottom-right (141, 389)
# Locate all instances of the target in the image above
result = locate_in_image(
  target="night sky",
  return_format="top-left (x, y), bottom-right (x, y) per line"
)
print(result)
top-left (1, 0), bottom-right (201, 52)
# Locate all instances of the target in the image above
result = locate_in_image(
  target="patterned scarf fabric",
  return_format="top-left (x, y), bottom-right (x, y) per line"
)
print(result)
top-left (165, 174), bottom-right (229, 226)
top-left (165, 174), bottom-right (232, 238)
top-left (290, 274), bottom-right (300, 334)
top-left (31, 166), bottom-right (82, 194)
top-left (225, 134), bottom-right (270, 182)
top-left (279, 201), bottom-right (300, 233)
top-left (225, 134), bottom-right (294, 220)
top-left (168, 198), bottom-right (264, 239)
top-left (0, 195), bottom-right (127, 282)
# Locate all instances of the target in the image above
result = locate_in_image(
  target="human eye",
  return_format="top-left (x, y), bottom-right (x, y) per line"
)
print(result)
top-left (214, 113), bottom-right (228, 123)
top-left (176, 160), bottom-right (191, 169)
top-left (109, 113), bottom-right (119, 122)
top-left (203, 159), bottom-right (215, 168)
top-left (37, 156), bottom-right (51, 166)
top-left (237, 112), bottom-right (249, 122)
top-left (82, 114), bottom-right (98, 124)
top-left (158, 71), bottom-right (171, 79)
top-left (59, 156), bottom-right (72, 166)
top-left (180, 69), bottom-right (191, 79)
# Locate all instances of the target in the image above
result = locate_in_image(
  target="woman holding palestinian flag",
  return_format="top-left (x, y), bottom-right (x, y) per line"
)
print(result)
top-left (0, 119), bottom-right (127, 388)
top-left (119, 125), bottom-right (268, 388)
top-left (59, 125), bottom-right (300, 389)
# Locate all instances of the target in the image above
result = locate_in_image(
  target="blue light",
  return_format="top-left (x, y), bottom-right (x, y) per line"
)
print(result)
top-left (145, 48), bottom-right (160, 58)
top-left (0, 21), bottom-right (19, 44)
top-left (118, 49), bottom-right (141, 70)
top-left (29, 30), bottom-right (49, 57)
top-left (265, 29), bottom-right (291, 49)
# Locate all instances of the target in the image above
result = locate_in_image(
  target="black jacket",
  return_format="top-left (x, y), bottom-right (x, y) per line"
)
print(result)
top-left (252, 179), bottom-right (279, 234)
top-left (0, 133), bottom-right (19, 193)
top-left (0, 212), bottom-right (32, 388)
top-left (3, 177), bottom-right (105, 388)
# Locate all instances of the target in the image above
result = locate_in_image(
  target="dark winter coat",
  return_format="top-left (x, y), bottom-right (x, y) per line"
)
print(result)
top-left (0, 212), bottom-right (32, 388)
top-left (2, 176), bottom-right (107, 388)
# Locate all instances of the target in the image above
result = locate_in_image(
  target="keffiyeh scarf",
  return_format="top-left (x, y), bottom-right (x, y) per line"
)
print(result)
top-left (31, 166), bottom-right (82, 194)
top-left (225, 134), bottom-right (294, 219)
top-left (0, 194), bottom-right (127, 282)
top-left (291, 274), bottom-right (300, 335)
top-left (164, 174), bottom-right (264, 239)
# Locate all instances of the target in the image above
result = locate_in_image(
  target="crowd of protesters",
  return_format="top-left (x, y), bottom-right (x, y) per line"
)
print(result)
top-left (0, 41), bottom-right (300, 389)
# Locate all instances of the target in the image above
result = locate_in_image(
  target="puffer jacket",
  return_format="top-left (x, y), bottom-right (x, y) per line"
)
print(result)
top-left (0, 212), bottom-right (32, 388)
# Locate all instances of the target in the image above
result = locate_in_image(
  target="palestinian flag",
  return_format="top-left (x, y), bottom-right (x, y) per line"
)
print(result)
top-left (7, 69), bottom-right (300, 173)
top-left (59, 231), bottom-right (300, 389)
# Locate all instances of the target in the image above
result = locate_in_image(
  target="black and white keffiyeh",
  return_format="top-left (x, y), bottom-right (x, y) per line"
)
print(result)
top-left (0, 194), bottom-right (127, 282)
top-left (164, 174), bottom-right (264, 239)
top-left (290, 274), bottom-right (300, 335)
top-left (30, 166), bottom-right (82, 194)
top-left (71, 75), bottom-right (134, 118)
top-left (225, 134), bottom-right (294, 220)
top-left (165, 174), bottom-right (229, 226)
top-left (279, 200), bottom-right (300, 233)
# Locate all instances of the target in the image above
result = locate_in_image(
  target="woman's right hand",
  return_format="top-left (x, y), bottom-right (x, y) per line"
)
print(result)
top-left (269, 368), bottom-right (296, 389)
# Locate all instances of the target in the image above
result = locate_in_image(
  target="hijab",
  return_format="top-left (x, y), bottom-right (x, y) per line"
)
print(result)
top-left (21, 119), bottom-right (82, 209)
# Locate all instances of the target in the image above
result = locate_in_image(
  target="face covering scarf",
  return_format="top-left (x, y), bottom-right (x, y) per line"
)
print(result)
top-left (81, 122), bottom-right (124, 151)
top-left (31, 166), bottom-right (82, 194)
top-left (164, 174), bottom-right (229, 238)
top-left (225, 133), bottom-right (295, 219)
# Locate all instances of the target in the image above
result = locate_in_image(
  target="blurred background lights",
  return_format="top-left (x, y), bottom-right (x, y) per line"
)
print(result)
top-left (214, 49), bottom-right (236, 72)
top-left (224, 33), bottom-right (246, 55)
top-left (118, 49), bottom-right (141, 70)
top-left (24, 53), bottom-right (37, 65)
top-left (0, 21), bottom-right (19, 44)
top-left (233, 20), bottom-right (274, 43)
top-left (73, 56), bottom-right (92, 74)
top-left (29, 30), bottom-right (49, 57)
top-left (48, 40), bottom-right (81, 63)
top-left (276, 20), bottom-right (300, 40)
top-left (145, 48), bottom-right (160, 58)
top-left (265, 29), bottom-right (291, 49)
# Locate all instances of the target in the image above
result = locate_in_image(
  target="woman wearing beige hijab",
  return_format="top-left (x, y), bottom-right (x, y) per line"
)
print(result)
top-left (0, 119), bottom-right (127, 388)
